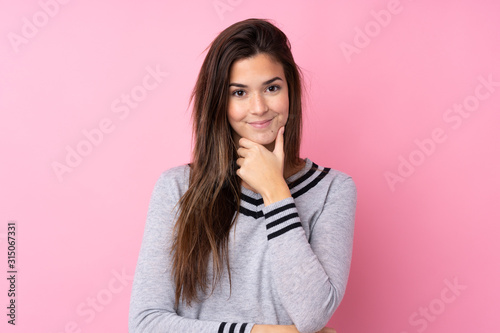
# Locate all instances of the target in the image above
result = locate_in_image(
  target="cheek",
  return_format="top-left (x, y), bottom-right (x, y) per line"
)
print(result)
top-left (280, 113), bottom-right (289, 128)
top-left (227, 102), bottom-right (237, 121)
top-left (227, 104), bottom-right (243, 130)
top-left (278, 97), bottom-right (289, 125)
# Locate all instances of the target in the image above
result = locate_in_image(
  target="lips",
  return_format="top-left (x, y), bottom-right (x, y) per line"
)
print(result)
top-left (248, 119), bottom-right (273, 128)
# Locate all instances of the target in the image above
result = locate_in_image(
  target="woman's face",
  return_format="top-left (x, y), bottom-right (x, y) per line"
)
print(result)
top-left (227, 53), bottom-right (289, 150)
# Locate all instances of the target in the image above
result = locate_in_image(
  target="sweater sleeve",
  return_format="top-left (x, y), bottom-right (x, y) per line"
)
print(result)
top-left (262, 175), bottom-right (357, 333)
top-left (128, 170), bottom-right (254, 333)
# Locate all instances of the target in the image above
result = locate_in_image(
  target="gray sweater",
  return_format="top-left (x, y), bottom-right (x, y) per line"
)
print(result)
top-left (129, 158), bottom-right (357, 333)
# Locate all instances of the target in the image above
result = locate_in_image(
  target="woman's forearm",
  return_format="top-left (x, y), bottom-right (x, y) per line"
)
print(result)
top-left (251, 324), bottom-right (299, 333)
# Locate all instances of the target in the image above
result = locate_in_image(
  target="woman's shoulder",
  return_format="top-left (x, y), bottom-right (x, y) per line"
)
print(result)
top-left (321, 167), bottom-right (356, 206)
top-left (298, 158), bottom-right (355, 183)
top-left (151, 164), bottom-right (191, 201)
top-left (158, 164), bottom-right (190, 181)
top-left (324, 167), bottom-right (356, 190)
top-left (301, 158), bottom-right (356, 197)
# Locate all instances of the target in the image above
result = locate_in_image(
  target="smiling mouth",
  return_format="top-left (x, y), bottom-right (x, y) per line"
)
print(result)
top-left (248, 119), bottom-right (273, 128)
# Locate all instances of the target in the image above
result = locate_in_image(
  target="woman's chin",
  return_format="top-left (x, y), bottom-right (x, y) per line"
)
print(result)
top-left (234, 130), bottom-right (277, 149)
top-left (250, 136), bottom-right (276, 147)
top-left (249, 131), bottom-right (278, 144)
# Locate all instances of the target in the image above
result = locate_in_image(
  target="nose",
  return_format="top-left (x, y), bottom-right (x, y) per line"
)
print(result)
top-left (250, 93), bottom-right (268, 115)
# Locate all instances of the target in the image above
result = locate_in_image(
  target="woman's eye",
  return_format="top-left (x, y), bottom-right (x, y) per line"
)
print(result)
top-left (267, 85), bottom-right (280, 93)
top-left (232, 90), bottom-right (245, 97)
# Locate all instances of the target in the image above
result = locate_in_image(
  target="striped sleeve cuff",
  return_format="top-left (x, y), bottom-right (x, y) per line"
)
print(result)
top-left (263, 197), bottom-right (302, 240)
top-left (218, 322), bottom-right (252, 333)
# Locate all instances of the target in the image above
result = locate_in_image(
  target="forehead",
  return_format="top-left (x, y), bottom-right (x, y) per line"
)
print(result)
top-left (229, 53), bottom-right (286, 82)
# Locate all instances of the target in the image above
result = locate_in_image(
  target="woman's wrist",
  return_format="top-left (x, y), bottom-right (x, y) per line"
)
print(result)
top-left (261, 179), bottom-right (291, 206)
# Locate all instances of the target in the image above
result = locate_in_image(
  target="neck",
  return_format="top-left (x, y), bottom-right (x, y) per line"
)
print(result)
top-left (284, 158), bottom-right (305, 179)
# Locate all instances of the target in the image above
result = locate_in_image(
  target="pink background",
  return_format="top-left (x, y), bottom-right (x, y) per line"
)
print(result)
top-left (1, 0), bottom-right (499, 332)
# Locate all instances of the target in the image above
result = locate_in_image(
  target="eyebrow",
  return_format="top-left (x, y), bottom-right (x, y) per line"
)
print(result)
top-left (229, 76), bottom-right (283, 88)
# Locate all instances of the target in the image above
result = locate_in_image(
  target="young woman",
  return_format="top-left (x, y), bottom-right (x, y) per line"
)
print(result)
top-left (129, 19), bottom-right (357, 333)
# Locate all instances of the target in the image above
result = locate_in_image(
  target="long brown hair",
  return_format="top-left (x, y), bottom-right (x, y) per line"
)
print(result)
top-left (171, 18), bottom-right (303, 307)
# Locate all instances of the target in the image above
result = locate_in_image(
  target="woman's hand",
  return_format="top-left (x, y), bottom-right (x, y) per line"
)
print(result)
top-left (250, 324), bottom-right (298, 333)
top-left (236, 127), bottom-right (291, 206)
top-left (250, 324), bottom-right (336, 333)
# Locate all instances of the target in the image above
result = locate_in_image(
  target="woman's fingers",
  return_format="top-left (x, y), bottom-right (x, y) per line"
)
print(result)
top-left (272, 126), bottom-right (285, 159)
top-left (236, 147), bottom-right (248, 158)
top-left (238, 137), bottom-right (256, 149)
top-left (235, 131), bottom-right (290, 205)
